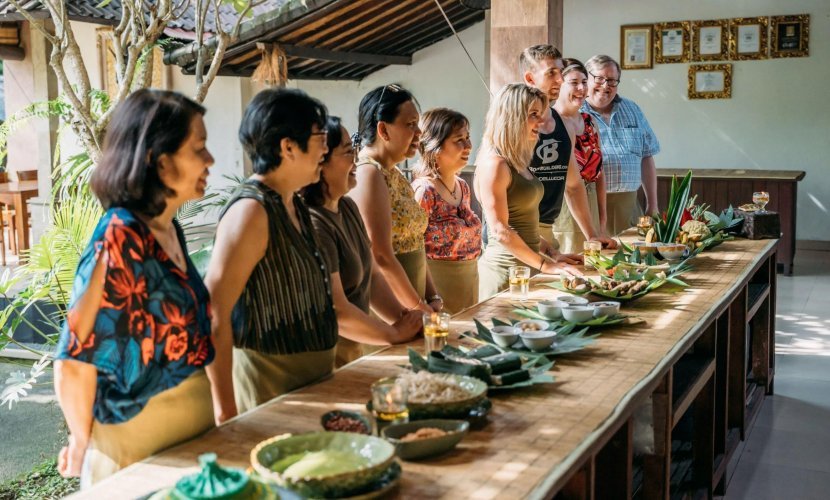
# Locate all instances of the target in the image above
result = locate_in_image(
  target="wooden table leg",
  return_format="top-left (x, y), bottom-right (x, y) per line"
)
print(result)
top-left (13, 192), bottom-right (29, 251)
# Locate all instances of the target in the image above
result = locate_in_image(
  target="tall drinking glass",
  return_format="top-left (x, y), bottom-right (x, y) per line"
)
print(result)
top-left (423, 312), bottom-right (451, 353)
top-left (508, 265), bottom-right (531, 300)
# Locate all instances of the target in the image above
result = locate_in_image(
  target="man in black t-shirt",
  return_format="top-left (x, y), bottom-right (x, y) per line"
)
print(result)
top-left (519, 45), bottom-right (615, 257)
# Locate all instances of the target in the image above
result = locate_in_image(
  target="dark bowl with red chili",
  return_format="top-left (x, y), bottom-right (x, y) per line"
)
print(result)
top-left (320, 410), bottom-right (374, 435)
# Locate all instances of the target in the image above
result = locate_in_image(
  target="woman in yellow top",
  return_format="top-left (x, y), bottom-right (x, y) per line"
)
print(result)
top-left (350, 85), bottom-right (441, 314)
top-left (475, 83), bottom-right (584, 300)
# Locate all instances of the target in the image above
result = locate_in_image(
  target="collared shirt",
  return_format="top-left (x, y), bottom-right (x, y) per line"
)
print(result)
top-left (581, 95), bottom-right (660, 192)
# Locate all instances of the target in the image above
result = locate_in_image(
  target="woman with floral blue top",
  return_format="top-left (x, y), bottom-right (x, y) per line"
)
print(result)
top-left (54, 90), bottom-right (216, 486)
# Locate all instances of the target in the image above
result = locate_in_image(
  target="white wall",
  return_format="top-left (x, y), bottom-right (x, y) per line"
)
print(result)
top-left (292, 22), bottom-right (491, 164)
top-left (562, 0), bottom-right (830, 241)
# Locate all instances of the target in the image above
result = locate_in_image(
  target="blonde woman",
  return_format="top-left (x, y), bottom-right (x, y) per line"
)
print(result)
top-left (412, 108), bottom-right (482, 313)
top-left (475, 84), bottom-right (583, 300)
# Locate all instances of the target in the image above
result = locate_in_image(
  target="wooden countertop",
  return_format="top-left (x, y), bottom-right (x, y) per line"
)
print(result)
top-left (656, 168), bottom-right (805, 181)
top-left (74, 237), bottom-right (778, 499)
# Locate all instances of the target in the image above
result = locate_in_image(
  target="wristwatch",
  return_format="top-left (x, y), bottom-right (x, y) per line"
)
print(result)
top-left (428, 294), bottom-right (443, 303)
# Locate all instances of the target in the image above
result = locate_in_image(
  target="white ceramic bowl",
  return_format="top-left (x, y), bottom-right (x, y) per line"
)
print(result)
top-left (557, 296), bottom-right (589, 306)
top-left (490, 326), bottom-right (520, 348)
top-left (562, 306), bottom-right (594, 323)
top-left (515, 319), bottom-right (551, 333)
top-left (656, 243), bottom-right (687, 261)
top-left (519, 330), bottom-right (557, 352)
top-left (537, 300), bottom-right (568, 320)
top-left (587, 301), bottom-right (621, 318)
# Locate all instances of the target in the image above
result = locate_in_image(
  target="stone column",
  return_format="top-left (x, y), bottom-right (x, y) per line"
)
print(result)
top-left (4, 21), bottom-right (59, 247)
top-left (489, 0), bottom-right (563, 92)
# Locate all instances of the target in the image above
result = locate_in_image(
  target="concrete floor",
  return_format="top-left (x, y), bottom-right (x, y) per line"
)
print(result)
top-left (724, 249), bottom-right (830, 500)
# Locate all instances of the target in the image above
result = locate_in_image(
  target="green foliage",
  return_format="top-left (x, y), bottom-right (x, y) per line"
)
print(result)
top-left (0, 458), bottom-right (79, 499)
top-left (654, 170), bottom-right (693, 244)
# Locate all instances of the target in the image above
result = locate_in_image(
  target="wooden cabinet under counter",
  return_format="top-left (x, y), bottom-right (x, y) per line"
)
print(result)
top-left (651, 168), bottom-right (805, 275)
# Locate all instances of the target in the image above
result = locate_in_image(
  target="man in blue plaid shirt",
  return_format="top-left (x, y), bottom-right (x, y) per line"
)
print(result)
top-left (580, 55), bottom-right (660, 235)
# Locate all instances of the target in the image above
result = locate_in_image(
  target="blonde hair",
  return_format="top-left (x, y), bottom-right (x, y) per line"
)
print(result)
top-left (414, 108), bottom-right (469, 179)
top-left (478, 83), bottom-right (548, 171)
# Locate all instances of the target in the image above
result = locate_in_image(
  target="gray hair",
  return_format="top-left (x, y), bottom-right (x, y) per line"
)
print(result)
top-left (585, 55), bottom-right (621, 76)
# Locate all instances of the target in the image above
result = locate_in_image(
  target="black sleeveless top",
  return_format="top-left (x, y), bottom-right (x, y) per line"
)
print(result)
top-left (528, 108), bottom-right (571, 224)
top-left (218, 179), bottom-right (338, 355)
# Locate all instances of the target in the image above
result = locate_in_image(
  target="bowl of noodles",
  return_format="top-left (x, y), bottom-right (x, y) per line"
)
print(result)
top-left (390, 371), bottom-right (488, 417)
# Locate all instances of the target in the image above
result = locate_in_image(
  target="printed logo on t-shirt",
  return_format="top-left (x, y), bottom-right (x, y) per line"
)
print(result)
top-left (535, 138), bottom-right (560, 164)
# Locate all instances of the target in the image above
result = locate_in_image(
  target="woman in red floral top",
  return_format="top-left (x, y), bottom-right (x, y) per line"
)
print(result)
top-left (412, 108), bottom-right (482, 313)
top-left (552, 58), bottom-right (612, 253)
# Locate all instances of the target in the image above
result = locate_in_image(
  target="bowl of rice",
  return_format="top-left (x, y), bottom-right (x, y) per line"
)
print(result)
top-left (389, 371), bottom-right (488, 417)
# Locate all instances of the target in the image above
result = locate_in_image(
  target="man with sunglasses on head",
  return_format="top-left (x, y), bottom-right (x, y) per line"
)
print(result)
top-left (581, 54), bottom-right (661, 235)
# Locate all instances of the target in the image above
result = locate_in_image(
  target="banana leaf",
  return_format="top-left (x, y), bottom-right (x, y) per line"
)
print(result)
top-left (466, 319), bottom-right (598, 357)
top-left (655, 170), bottom-right (693, 243)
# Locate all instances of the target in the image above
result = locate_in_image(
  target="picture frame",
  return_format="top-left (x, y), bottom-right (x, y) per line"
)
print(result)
top-left (770, 14), bottom-right (809, 58)
top-left (691, 19), bottom-right (728, 61)
top-left (620, 24), bottom-right (654, 70)
top-left (654, 21), bottom-right (690, 63)
top-left (729, 17), bottom-right (768, 60)
top-left (688, 64), bottom-right (732, 99)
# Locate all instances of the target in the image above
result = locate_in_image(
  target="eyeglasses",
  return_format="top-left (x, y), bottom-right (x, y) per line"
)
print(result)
top-left (589, 72), bottom-right (620, 87)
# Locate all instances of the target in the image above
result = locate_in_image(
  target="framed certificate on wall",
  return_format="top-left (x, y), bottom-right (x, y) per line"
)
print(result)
top-left (688, 64), bottom-right (732, 99)
top-left (691, 19), bottom-right (728, 61)
top-left (620, 24), bottom-right (654, 69)
top-left (729, 17), bottom-right (768, 60)
top-left (654, 21), bottom-right (690, 63)
top-left (770, 14), bottom-right (809, 58)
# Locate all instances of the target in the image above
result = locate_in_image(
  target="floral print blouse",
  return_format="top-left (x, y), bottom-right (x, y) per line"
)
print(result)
top-left (358, 156), bottom-right (427, 254)
top-left (574, 112), bottom-right (603, 183)
top-left (55, 208), bottom-right (214, 424)
top-left (412, 177), bottom-right (482, 261)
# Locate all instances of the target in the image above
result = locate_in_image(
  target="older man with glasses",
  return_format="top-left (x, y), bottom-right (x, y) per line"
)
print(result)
top-left (580, 55), bottom-right (661, 235)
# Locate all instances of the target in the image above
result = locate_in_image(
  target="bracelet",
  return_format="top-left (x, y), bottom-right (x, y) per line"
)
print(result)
top-left (538, 254), bottom-right (545, 271)
top-left (428, 294), bottom-right (443, 303)
top-left (408, 298), bottom-right (426, 311)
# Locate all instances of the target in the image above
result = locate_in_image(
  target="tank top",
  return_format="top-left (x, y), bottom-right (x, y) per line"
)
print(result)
top-left (528, 107), bottom-right (571, 225)
top-left (218, 179), bottom-right (338, 355)
top-left (486, 165), bottom-right (544, 251)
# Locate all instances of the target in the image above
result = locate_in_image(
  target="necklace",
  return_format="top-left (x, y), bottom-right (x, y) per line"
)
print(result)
top-left (436, 175), bottom-right (457, 197)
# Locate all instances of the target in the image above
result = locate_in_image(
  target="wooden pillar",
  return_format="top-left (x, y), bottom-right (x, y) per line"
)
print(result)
top-left (489, 0), bottom-right (563, 91)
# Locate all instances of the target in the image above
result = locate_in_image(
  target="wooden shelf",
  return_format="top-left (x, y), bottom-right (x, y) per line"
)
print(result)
top-left (672, 356), bottom-right (716, 428)
top-left (747, 283), bottom-right (770, 321)
top-left (713, 428), bottom-right (741, 490)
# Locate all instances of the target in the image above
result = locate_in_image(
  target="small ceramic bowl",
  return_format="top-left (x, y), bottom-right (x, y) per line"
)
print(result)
top-left (490, 326), bottom-right (520, 348)
top-left (556, 295), bottom-right (589, 306)
top-left (656, 243), bottom-right (687, 261)
top-left (519, 330), bottom-right (557, 352)
top-left (537, 300), bottom-right (568, 320)
top-left (381, 419), bottom-right (469, 460)
top-left (320, 410), bottom-right (373, 435)
top-left (562, 306), bottom-right (594, 323)
top-left (631, 241), bottom-right (660, 254)
top-left (587, 301), bottom-right (621, 318)
top-left (515, 319), bottom-right (551, 333)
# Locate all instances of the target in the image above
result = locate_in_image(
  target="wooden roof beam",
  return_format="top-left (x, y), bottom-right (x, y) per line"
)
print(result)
top-left (256, 42), bottom-right (411, 66)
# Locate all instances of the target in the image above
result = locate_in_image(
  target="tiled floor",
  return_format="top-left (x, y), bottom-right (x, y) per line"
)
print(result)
top-left (724, 249), bottom-right (830, 500)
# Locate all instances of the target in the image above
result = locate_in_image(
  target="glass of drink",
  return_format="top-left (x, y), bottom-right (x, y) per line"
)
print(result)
top-left (752, 191), bottom-right (770, 213)
top-left (583, 240), bottom-right (602, 270)
top-left (508, 265), bottom-right (531, 300)
top-left (636, 215), bottom-right (654, 239)
top-left (423, 311), bottom-right (451, 353)
top-left (371, 377), bottom-right (409, 429)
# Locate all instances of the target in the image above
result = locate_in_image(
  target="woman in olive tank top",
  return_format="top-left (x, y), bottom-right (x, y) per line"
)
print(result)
top-left (475, 84), bottom-right (584, 301)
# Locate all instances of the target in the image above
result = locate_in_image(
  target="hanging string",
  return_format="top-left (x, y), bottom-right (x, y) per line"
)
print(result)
top-left (432, 0), bottom-right (492, 96)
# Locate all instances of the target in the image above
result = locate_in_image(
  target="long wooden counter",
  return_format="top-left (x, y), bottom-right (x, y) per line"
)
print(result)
top-left (75, 237), bottom-right (778, 499)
